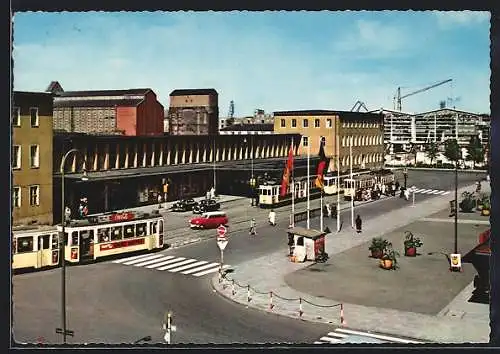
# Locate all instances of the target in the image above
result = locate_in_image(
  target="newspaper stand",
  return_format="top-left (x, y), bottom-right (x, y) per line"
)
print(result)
top-left (287, 226), bottom-right (326, 263)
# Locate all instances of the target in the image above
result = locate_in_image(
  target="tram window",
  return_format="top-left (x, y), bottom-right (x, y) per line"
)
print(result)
top-left (159, 221), bottom-right (163, 233)
top-left (111, 226), bottom-right (123, 240)
top-left (51, 234), bottom-right (59, 249)
top-left (150, 222), bottom-right (158, 235)
top-left (136, 223), bottom-right (147, 237)
top-left (80, 230), bottom-right (94, 242)
top-left (71, 231), bottom-right (79, 246)
top-left (17, 236), bottom-right (34, 253)
top-left (64, 232), bottom-right (68, 245)
top-left (124, 225), bottom-right (135, 238)
top-left (98, 228), bottom-right (110, 243)
top-left (39, 234), bottom-right (50, 249)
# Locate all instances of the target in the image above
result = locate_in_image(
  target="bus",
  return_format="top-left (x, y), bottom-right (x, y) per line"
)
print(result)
top-left (12, 210), bottom-right (164, 271)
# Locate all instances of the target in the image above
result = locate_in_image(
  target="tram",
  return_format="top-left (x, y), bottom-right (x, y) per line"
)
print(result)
top-left (343, 169), bottom-right (396, 200)
top-left (12, 210), bottom-right (164, 271)
top-left (258, 175), bottom-right (322, 208)
top-left (323, 170), bottom-right (374, 195)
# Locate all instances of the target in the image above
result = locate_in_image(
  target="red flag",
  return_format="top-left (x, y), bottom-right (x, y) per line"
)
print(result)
top-left (281, 145), bottom-right (294, 197)
top-left (315, 142), bottom-right (328, 189)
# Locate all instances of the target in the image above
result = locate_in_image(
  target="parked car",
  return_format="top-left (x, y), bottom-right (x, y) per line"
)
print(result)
top-left (192, 199), bottom-right (221, 214)
top-left (189, 211), bottom-right (228, 229)
top-left (171, 198), bottom-right (198, 212)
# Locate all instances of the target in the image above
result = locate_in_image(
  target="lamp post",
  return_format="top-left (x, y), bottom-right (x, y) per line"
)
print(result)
top-left (59, 148), bottom-right (88, 344)
top-left (403, 167), bottom-right (408, 189)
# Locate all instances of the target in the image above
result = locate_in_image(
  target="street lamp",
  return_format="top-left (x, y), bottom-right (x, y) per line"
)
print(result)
top-left (59, 148), bottom-right (88, 344)
top-left (403, 167), bottom-right (408, 189)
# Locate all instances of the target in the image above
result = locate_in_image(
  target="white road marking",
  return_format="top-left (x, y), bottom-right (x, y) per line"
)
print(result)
top-left (319, 336), bottom-right (342, 343)
top-left (193, 264), bottom-right (230, 277)
top-left (441, 191), bottom-right (450, 195)
top-left (112, 253), bottom-right (152, 264)
top-left (335, 328), bottom-right (423, 344)
top-left (328, 332), bottom-right (349, 339)
top-left (157, 259), bottom-right (198, 271)
top-left (121, 254), bottom-right (164, 265)
top-left (419, 189), bottom-right (432, 194)
top-left (134, 255), bottom-right (175, 267)
top-left (145, 257), bottom-right (186, 269)
top-left (431, 189), bottom-right (442, 194)
top-left (168, 260), bottom-right (208, 273)
top-left (413, 189), bottom-right (424, 193)
top-left (314, 341), bottom-right (325, 344)
top-left (181, 262), bottom-right (220, 275)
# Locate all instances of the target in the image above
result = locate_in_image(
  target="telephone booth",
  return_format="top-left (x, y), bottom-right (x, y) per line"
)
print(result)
top-left (287, 227), bottom-right (326, 263)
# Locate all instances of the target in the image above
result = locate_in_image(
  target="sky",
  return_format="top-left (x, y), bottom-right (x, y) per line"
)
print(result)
top-left (12, 11), bottom-right (491, 116)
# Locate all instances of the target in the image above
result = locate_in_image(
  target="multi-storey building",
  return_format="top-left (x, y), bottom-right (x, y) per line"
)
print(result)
top-left (12, 91), bottom-right (54, 226)
top-left (219, 109), bottom-right (274, 131)
top-left (168, 89), bottom-right (219, 135)
top-left (47, 82), bottom-right (164, 136)
top-left (273, 110), bottom-right (385, 172)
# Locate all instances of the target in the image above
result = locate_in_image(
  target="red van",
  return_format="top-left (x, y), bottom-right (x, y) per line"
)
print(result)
top-left (189, 211), bottom-right (228, 230)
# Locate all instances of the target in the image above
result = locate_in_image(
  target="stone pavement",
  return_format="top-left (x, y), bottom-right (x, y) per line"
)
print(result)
top-left (211, 182), bottom-right (491, 343)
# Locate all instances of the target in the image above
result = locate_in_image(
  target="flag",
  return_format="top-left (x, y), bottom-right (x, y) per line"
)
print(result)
top-left (315, 141), bottom-right (328, 189)
top-left (281, 145), bottom-right (294, 197)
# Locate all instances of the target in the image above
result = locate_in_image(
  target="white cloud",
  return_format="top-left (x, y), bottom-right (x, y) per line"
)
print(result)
top-left (433, 11), bottom-right (490, 29)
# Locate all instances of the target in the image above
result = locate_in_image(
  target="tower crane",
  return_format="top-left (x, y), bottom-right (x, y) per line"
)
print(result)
top-left (394, 79), bottom-right (452, 111)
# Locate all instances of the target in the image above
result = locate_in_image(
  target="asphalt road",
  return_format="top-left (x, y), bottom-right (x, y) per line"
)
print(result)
top-left (12, 169), bottom-right (483, 345)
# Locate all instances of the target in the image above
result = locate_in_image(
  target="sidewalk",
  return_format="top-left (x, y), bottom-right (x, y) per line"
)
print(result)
top-left (211, 182), bottom-right (491, 343)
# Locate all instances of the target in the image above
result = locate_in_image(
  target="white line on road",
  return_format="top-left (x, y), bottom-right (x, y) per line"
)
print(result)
top-left (168, 260), bottom-right (208, 273)
top-left (157, 259), bottom-right (198, 271)
top-left (319, 336), bottom-right (342, 343)
top-left (328, 332), bottom-right (349, 339)
top-left (413, 189), bottom-right (424, 193)
top-left (334, 329), bottom-right (423, 344)
top-left (112, 253), bottom-right (152, 264)
top-left (145, 257), bottom-right (186, 269)
top-left (441, 191), bottom-right (450, 195)
top-left (193, 264), bottom-right (230, 277)
top-left (431, 190), bottom-right (442, 194)
top-left (121, 254), bottom-right (165, 265)
top-left (133, 255), bottom-right (175, 267)
top-left (181, 262), bottom-right (220, 275)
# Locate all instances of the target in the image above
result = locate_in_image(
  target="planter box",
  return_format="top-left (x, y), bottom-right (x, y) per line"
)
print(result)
top-left (404, 247), bottom-right (417, 257)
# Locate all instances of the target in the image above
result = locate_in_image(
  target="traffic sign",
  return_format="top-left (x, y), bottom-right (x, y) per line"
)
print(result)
top-left (217, 239), bottom-right (228, 251)
top-left (450, 253), bottom-right (462, 270)
top-left (217, 225), bottom-right (227, 237)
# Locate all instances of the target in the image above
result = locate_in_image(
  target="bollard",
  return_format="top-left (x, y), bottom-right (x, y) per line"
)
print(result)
top-left (247, 285), bottom-right (251, 302)
top-left (231, 279), bottom-right (236, 296)
top-left (299, 298), bottom-right (303, 317)
top-left (340, 303), bottom-right (346, 326)
top-left (269, 291), bottom-right (274, 310)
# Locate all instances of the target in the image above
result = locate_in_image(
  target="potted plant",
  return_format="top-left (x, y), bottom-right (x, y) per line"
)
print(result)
top-left (368, 237), bottom-right (390, 259)
top-left (481, 197), bottom-right (491, 216)
top-left (459, 191), bottom-right (476, 213)
top-left (379, 245), bottom-right (399, 270)
top-left (403, 231), bottom-right (423, 257)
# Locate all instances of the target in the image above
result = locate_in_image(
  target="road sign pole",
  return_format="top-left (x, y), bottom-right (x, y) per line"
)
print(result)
top-left (219, 248), bottom-right (224, 283)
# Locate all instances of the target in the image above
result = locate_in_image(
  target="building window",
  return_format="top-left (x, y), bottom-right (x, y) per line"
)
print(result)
top-left (12, 145), bottom-right (21, 169)
top-left (302, 136), bottom-right (309, 147)
top-left (303, 119), bottom-right (309, 128)
top-left (320, 136), bottom-right (326, 145)
top-left (13, 186), bottom-right (21, 208)
top-left (291, 119), bottom-right (297, 128)
top-left (280, 119), bottom-right (286, 128)
top-left (30, 108), bottom-right (39, 127)
top-left (326, 119), bottom-right (332, 128)
top-left (12, 107), bottom-right (20, 126)
top-left (30, 145), bottom-right (39, 168)
top-left (314, 119), bottom-right (320, 128)
top-left (341, 137), bottom-right (345, 147)
top-left (29, 185), bottom-right (40, 206)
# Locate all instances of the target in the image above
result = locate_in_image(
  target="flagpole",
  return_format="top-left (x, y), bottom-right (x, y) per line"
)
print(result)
top-left (337, 136), bottom-right (341, 232)
top-left (320, 140), bottom-right (324, 232)
top-left (307, 138), bottom-right (310, 229)
top-left (291, 137), bottom-right (295, 228)
top-left (350, 136), bottom-right (354, 229)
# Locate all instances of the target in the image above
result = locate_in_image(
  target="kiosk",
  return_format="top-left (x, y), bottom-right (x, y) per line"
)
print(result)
top-left (287, 227), bottom-right (326, 263)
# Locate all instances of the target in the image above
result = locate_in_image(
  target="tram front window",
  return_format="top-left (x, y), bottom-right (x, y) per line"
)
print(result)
top-left (71, 231), bottom-right (79, 246)
top-left (17, 237), bottom-right (33, 253)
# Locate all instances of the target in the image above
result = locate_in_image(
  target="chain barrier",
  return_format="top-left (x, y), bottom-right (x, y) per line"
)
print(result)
top-left (222, 273), bottom-right (344, 324)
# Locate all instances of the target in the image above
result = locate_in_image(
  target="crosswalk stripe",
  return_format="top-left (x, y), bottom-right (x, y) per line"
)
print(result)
top-left (121, 254), bottom-right (164, 265)
top-left (328, 332), bottom-right (349, 339)
top-left (181, 262), bottom-right (220, 275)
top-left (112, 253), bottom-right (151, 264)
top-left (419, 189), bottom-right (431, 194)
top-left (441, 191), bottom-right (450, 195)
top-left (431, 189), bottom-right (441, 194)
top-left (157, 259), bottom-right (198, 271)
top-left (145, 257), bottom-right (186, 269)
top-left (319, 336), bottom-right (342, 343)
top-left (413, 189), bottom-right (424, 193)
top-left (335, 328), bottom-right (423, 344)
top-left (314, 341), bottom-right (325, 344)
top-left (435, 190), bottom-right (446, 195)
top-left (134, 255), bottom-right (175, 267)
top-left (192, 264), bottom-right (230, 277)
top-left (168, 260), bottom-right (208, 273)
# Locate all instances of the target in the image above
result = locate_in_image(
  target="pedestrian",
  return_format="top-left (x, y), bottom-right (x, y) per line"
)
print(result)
top-left (326, 203), bottom-right (331, 218)
top-left (404, 188), bottom-right (410, 201)
top-left (355, 215), bottom-right (362, 233)
top-left (158, 194), bottom-right (163, 209)
top-left (249, 218), bottom-right (257, 236)
top-left (268, 209), bottom-right (276, 226)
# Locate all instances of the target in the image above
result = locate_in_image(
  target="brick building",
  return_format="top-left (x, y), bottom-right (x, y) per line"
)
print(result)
top-left (273, 110), bottom-right (385, 172)
top-left (168, 88), bottom-right (219, 135)
top-left (12, 91), bottom-right (54, 226)
top-left (47, 82), bottom-right (164, 136)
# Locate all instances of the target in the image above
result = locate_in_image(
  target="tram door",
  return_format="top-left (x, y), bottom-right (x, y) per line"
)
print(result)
top-left (37, 234), bottom-right (51, 268)
top-left (79, 230), bottom-right (94, 261)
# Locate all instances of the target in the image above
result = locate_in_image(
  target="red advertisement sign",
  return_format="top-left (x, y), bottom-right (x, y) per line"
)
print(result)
top-left (110, 212), bottom-right (135, 222)
top-left (100, 238), bottom-right (145, 251)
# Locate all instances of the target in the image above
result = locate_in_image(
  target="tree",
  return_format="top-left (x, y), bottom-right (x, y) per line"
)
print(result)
top-left (444, 138), bottom-right (461, 165)
top-left (466, 135), bottom-right (484, 169)
top-left (425, 142), bottom-right (439, 166)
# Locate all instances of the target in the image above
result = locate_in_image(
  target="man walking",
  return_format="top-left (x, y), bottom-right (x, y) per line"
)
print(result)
top-left (355, 215), bottom-right (362, 233)
top-left (249, 218), bottom-right (257, 236)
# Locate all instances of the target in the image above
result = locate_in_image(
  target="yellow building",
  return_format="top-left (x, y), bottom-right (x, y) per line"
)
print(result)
top-left (273, 110), bottom-right (385, 172)
top-left (12, 92), bottom-right (54, 226)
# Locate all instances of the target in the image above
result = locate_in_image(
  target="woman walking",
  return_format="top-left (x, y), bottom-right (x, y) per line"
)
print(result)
top-left (355, 215), bottom-right (362, 233)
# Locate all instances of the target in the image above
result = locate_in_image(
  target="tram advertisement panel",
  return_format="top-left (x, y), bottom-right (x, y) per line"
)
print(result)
top-left (100, 238), bottom-right (145, 251)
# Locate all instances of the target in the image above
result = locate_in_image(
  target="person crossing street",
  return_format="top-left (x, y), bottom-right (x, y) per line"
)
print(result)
top-left (268, 210), bottom-right (276, 226)
top-left (249, 218), bottom-right (257, 236)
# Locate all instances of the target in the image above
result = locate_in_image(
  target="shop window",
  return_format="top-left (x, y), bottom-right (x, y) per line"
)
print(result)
top-left (17, 237), bottom-right (34, 253)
